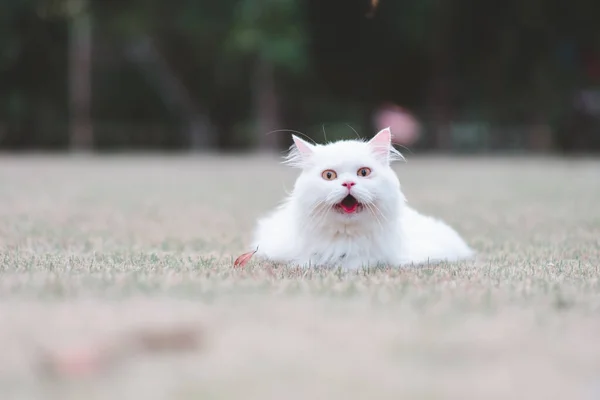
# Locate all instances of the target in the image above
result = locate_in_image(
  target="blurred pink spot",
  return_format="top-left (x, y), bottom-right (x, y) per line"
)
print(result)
top-left (374, 104), bottom-right (420, 146)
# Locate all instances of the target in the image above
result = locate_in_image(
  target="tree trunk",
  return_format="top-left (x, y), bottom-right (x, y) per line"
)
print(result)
top-left (427, 1), bottom-right (454, 151)
top-left (125, 36), bottom-right (215, 151)
top-left (68, 0), bottom-right (93, 151)
top-left (254, 56), bottom-right (281, 151)
top-left (524, 109), bottom-right (551, 152)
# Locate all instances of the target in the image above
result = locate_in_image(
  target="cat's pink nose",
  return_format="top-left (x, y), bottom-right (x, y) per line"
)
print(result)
top-left (342, 181), bottom-right (355, 189)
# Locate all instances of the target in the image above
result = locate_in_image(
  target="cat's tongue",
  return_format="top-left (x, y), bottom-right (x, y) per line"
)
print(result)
top-left (340, 195), bottom-right (359, 213)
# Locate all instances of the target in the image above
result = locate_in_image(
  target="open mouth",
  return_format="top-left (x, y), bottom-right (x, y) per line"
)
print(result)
top-left (335, 195), bottom-right (362, 214)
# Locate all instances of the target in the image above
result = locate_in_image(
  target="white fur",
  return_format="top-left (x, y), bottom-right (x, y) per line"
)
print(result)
top-left (251, 127), bottom-right (474, 269)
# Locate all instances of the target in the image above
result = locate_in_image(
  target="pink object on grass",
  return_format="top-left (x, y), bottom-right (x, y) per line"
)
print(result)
top-left (374, 103), bottom-right (420, 146)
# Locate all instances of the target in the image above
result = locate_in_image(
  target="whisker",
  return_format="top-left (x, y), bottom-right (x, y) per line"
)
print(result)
top-left (325, 192), bottom-right (343, 204)
top-left (393, 143), bottom-right (414, 155)
top-left (369, 202), bottom-right (389, 223)
top-left (304, 201), bottom-right (324, 223)
top-left (322, 124), bottom-right (328, 143)
top-left (373, 211), bottom-right (384, 232)
top-left (365, 203), bottom-right (384, 232)
top-left (305, 204), bottom-right (330, 232)
top-left (265, 129), bottom-right (316, 145)
top-left (303, 201), bottom-right (330, 231)
top-left (345, 123), bottom-right (362, 140)
top-left (311, 206), bottom-right (330, 230)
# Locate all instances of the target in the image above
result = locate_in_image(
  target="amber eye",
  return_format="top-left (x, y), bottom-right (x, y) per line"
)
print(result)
top-left (357, 167), bottom-right (372, 177)
top-left (321, 169), bottom-right (337, 180)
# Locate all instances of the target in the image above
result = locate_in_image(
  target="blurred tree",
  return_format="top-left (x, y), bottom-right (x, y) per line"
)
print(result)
top-left (27, 0), bottom-right (94, 150)
top-left (1, 0), bottom-right (599, 152)
top-left (68, 0), bottom-right (93, 150)
top-left (94, 0), bottom-right (225, 150)
top-left (223, 0), bottom-right (308, 150)
top-left (1, 0), bottom-right (70, 149)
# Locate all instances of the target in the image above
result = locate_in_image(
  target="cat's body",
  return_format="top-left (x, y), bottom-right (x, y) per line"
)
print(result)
top-left (251, 128), bottom-right (474, 269)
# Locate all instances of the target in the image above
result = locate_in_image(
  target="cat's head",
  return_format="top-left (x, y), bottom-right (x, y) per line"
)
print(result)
top-left (284, 127), bottom-right (405, 225)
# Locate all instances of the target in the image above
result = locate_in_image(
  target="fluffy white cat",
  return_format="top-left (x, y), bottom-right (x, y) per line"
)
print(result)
top-left (250, 127), bottom-right (474, 269)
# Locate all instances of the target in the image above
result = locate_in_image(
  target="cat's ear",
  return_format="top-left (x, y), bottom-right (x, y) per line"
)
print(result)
top-left (283, 134), bottom-right (315, 168)
top-left (368, 127), bottom-right (392, 163)
top-left (292, 135), bottom-right (315, 157)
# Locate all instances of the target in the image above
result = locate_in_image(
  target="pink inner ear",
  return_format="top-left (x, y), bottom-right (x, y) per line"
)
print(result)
top-left (368, 127), bottom-right (391, 160)
top-left (292, 135), bottom-right (315, 156)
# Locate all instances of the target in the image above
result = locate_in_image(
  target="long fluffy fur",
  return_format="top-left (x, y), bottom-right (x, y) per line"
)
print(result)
top-left (283, 138), bottom-right (405, 169)
top-left (252, 127), bottom-right (474, 269)
top-left (281, 144), bottom-right (307, 169)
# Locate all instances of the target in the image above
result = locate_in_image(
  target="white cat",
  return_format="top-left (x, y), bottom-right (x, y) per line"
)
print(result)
top-left (250, 127), bottom-right (474, 269)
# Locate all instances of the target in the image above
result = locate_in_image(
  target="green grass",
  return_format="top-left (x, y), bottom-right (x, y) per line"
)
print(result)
top-left (0, 154), bottom-right (599, 400)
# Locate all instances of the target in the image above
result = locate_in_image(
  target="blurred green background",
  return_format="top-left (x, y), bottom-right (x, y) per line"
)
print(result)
top-left (1, 0), bottom-right (600, 153)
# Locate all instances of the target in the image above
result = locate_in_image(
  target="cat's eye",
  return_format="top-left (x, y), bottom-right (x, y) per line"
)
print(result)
top-left (357, 167), bottom-right (372, 177)
top-left (321, 169), bottom-right (337, 180)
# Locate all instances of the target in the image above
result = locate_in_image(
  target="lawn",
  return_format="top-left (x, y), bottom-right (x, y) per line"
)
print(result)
top-left (0, 154), bottom-right (599, 400)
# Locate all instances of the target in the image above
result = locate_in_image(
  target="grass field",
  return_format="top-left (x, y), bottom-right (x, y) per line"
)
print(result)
top-left (0, 154), bottom-right (599, 400)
